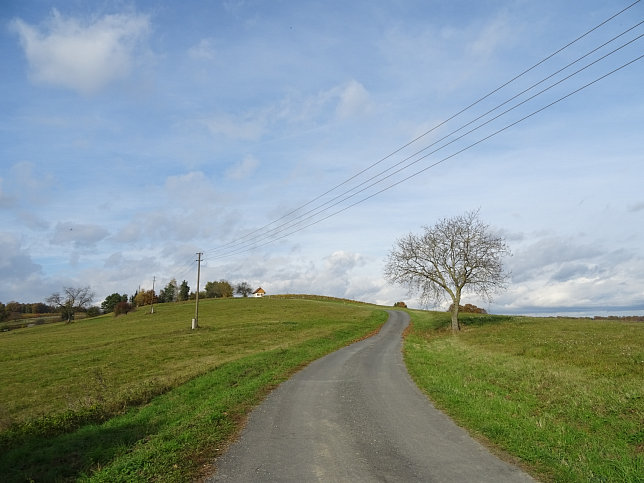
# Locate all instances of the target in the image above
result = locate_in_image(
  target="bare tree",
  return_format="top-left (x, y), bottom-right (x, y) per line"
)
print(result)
top-left (384, 210), bottom-right (510, 331)
top-left (47, 286), bottom-right (95, 324)
top-left (235, 281), bottom-right (253, 298)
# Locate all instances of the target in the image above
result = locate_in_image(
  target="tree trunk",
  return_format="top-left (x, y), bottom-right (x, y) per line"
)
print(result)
top-left (450, 292), bottom-right (461, 332)
top-left (450, 305), bottom-right (460, 332)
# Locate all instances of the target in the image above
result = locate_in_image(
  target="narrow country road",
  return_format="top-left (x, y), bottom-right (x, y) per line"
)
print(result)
top-left (208, 310), bottom-right (534, 482)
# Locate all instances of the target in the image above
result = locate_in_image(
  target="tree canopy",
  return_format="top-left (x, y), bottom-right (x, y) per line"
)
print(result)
top-left (178, 280), bottom-right (190, 301)
top-left (385, 210), bottom-right (510, 331)
top-left (101, 293), bottom-right (128, 313)
top-left (133, 289), bottom-right (156, 307)
top-left (46, 286), bottom-right (95, 324)
top-left (204, 280), bottom-right (233, 298)
top-left (235, 282), bottom-right (253, 297)
top-left (158, 279), bottom-right (178, 303)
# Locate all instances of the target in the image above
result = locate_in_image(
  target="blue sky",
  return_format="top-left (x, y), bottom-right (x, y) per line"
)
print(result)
top-left (1, 0), bottom-right (643, 315)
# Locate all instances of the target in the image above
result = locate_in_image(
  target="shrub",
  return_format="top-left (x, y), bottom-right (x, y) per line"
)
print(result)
top-left (114, 301), bottom-right (133, 317)
top-left (86, 307), bottom-right (101, 318)
top-left (447, 303), bottom-right (487, 314)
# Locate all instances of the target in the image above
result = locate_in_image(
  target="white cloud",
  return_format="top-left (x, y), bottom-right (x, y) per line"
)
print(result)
top-left (111, 173), bottom-right (228, 246)
top-left (467, 12), bottom-right (512, 58)
top-left (324, 250), bottom-right (364, 275)
top-left (226, 155), bottom-right (259, 180)
top-left (202, 78), bottom-right (373, 142)
top-left (10, 9), bottom-right (150, 94)
top-left (335, 80), bottom-right (372, 119)
top-left (0, 179), bottom-right (16, 208)
top-left (204, 115), bottom-right (266, 141)
top-left (0, 233), bottom-right (42, 280)
top-left (18, 211), bottom-right (50, 231)
top-left (114, 211), bottom-right (215, 245)
top-left (165, 171), bottom-right (219, 205)
top-left (0, 233), bottom-right (46, 302)
top-left (213, 250), bottom-right (366, 298)
top-left (492, 236), bottom-right (644, 313)
top-left (113, 223), bottom-right (142, 244)
top-left (11, 161), bottom-right (55, 201)
top-left (509, 237), bottom-right (604, 283)
top-left (94, 252), bottom-right (159, 297)
top-left (188, 38), bottom-right (216, 60)
top-left (211, 248), bottom-right (409, 307)
top-left (0, 162), bottom-right (55, 212)
top-left (51, 222), bottom-right (110, 248)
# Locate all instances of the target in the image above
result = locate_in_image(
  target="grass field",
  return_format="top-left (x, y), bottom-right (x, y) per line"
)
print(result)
top-left (3, 298), bottom-right (643, 482)
top-left (0, 313), bottom-right (71, 331)
top-left (404, 311), bottom-right (644, 482)
top-left (0, 296), bottom-right (386, 481)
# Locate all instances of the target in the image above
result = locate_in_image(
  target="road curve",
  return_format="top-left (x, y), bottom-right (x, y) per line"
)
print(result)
top-left (208, 310), bottom-right (534, 482)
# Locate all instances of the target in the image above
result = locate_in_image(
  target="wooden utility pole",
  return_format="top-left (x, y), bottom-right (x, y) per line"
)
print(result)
top-left (193, 252), bottom-right (202, 329)
top-left (151, 276), bottom-right (156, 314)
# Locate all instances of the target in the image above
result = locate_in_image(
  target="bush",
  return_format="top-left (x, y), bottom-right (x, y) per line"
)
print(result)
top-left (86, 307), bottom-right (101, 318)
top-left (114, 301), bottom-right (133, 317)
top-left (447, 303), bottom-right (487, 314)
top-left (394, 301), bottom-right (408, 308)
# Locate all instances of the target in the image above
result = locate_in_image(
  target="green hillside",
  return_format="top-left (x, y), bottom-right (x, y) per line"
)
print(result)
top-left (0, 296), bottom-right (386, 481)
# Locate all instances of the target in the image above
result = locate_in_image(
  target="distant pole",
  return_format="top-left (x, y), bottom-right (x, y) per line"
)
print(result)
top-left (193, 252), bottom-right (202, 329)
top-left (151, 276), bottom-right (156, 314)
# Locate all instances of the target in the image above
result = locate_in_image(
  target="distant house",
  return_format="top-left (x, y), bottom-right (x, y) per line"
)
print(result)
top-left (252, 287), bottom-right (266, 297)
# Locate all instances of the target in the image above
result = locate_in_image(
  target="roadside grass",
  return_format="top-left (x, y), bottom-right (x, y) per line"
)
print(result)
top-left (0, 297), bottom-right (386, 481)
top-left (404, 310), bottom-right (644, 482)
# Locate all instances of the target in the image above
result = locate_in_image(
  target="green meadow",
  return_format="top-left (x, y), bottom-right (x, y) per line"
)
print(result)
top-left (0, 296), bottom-right (385, 481)
top-left (1, 297), bottom-right (642, 482)
top-left (404, 311), bottom-right (644, 482)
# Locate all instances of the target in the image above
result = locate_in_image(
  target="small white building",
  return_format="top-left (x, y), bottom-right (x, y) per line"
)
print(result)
top-left (252, 287), bottom-right (266, 297)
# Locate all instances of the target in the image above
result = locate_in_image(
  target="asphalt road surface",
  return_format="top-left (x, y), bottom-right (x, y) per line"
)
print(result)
top-left (208, 310), bottom-right (534, 482)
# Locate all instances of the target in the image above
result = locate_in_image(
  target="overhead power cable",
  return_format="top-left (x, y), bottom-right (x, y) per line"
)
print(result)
top-left (206, 0), bottom-right (641, 256)
top-left (173, 259), bottom-right (197, 283)
top-left (206, 27), bottom-right (643, 258)
top-left (208, 53), bottom-right (643, 260)
top-left (203, 2), bottom-right (642, 261)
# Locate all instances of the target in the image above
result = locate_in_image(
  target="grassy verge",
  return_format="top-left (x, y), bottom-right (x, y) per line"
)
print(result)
top-left (404, 310), bottom-right (644, 482)
top-left (0, 297), bottom-right (386, 481)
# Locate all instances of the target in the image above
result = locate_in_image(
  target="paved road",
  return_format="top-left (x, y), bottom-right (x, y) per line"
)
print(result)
top-left (209, 310), bottom-right (534, 482)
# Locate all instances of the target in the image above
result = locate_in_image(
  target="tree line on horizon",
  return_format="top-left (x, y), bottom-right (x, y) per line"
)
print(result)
top-left (99, 278), bottom-right (257, 316)
top-left (1, 279), bottom-right (258, 325)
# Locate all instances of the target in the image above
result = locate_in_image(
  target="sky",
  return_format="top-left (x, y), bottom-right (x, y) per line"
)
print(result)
top-left (1, 0), bottom-right (643, 316)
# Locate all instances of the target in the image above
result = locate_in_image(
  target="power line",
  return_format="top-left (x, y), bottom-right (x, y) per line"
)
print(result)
top-left (173, 258), bottom-right (197, 283)
top-left (208, 53), bottom-right (643, 260)
top-left (209, 48), bottom-right (643, 260)
top-left (206, 27), bottom-right (643, 259)
top-left (205, 0), bottom-right (641, 257)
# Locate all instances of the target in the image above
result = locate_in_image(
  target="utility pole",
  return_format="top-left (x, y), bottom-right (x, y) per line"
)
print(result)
top-left (193, 252), bottom-right (202, 329)
top-left (151, 276), bottom-right (156, 314)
